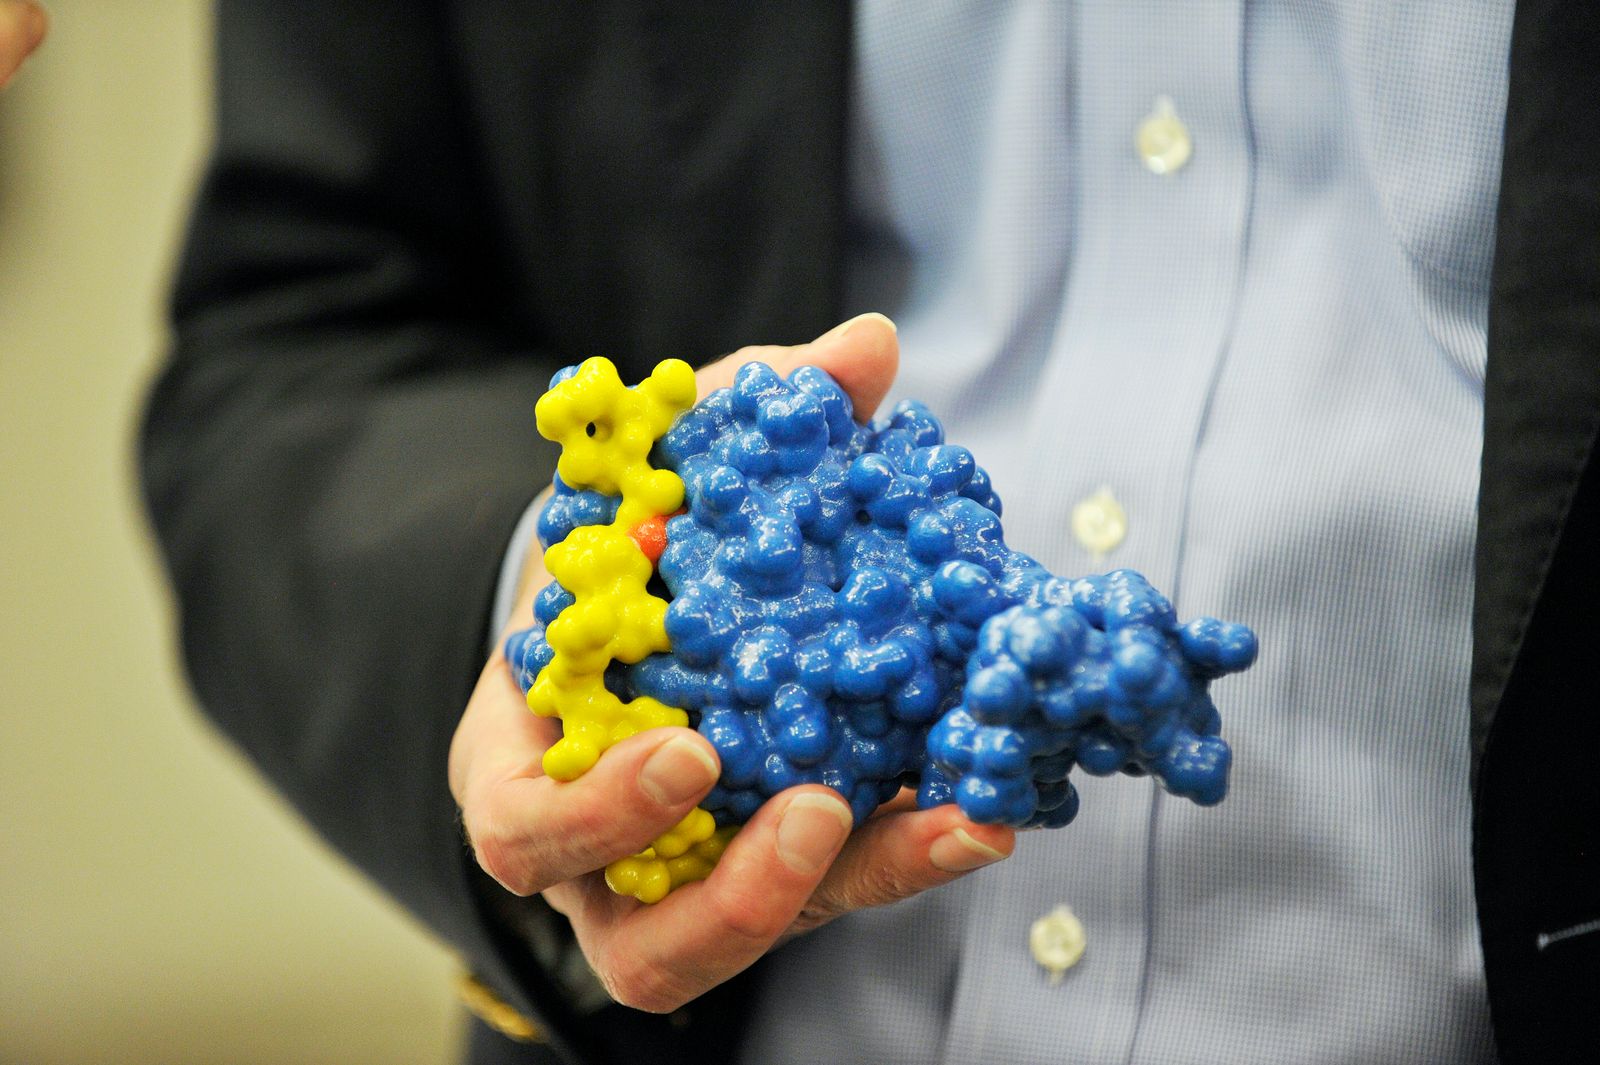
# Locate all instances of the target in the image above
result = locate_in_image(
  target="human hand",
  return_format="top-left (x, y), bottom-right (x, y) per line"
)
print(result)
top-left (448, 313), bottom-right (1017, 1012)
top-left (0, 1), bottom-right (46, 89)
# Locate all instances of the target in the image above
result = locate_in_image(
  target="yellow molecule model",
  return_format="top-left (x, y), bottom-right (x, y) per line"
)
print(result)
top-left (535, 357), bottom-right (696, 528)
top-left (607, 821), bottom-right (740, 905)
top-left (527, 356), bottom-right (730, 902)
top-left (530, 524), bottom-right (682, 780)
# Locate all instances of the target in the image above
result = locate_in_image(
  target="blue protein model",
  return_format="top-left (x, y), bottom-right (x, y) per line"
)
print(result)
top-left (508, 361), bottom-right (1257, 830)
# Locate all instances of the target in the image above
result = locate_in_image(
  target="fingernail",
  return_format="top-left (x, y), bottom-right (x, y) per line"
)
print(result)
top-left (929, 827), bottom-right (1008, 873)
top-left (638, 736), bottom-right (719, 807)
top-left (813, 311), bottom-right (897, 345)
top-left (776, 793), bottom-right (853, 875)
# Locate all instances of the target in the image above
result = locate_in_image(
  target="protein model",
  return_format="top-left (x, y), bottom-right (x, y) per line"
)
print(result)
top-left (505, 358), bottom-right (1258, 902)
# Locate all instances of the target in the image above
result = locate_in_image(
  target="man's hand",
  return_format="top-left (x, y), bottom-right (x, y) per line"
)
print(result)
top-left (448, 313), bottom-right (1016, 1013)
top-left (0, 1), bottom-right (46, 89)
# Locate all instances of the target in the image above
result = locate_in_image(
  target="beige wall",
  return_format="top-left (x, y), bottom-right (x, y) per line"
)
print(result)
top-left (0, 6), bottom-right (460, 1063)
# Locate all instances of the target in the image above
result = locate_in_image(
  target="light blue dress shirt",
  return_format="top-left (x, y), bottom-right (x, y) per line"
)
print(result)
top-left (731, 2), bottom-right (1512, 1062)
top-left (491, 1), bottom-right (1515, 1058)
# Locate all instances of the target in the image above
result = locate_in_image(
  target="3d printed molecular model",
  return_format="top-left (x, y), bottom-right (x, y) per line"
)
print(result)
top-left (505, 358), bottom-right (1258, 902)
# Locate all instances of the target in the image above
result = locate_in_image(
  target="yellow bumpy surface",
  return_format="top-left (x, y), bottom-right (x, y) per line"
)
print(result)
top-left (531, 356), bottom-right (730, 901)
top-left (535, 357), bottom-right (696, 528)
top-left (606, 820), bottom-right (740, 905)
top-left (531, 524), bottom-right (682, 780)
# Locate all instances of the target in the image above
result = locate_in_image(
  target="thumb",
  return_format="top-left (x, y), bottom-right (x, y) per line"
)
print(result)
top-left (695, 312), bottom-right (900, 423)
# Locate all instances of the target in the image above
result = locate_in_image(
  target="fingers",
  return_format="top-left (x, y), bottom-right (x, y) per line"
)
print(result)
top-left (461, 723), bottom-right (720, 896)
top-left (549, 786), bottom-right (1014, 1014)
top-left (450, 640), bottom-right (723, 895)
top-left (553, 785), bottom-right (857, 1012)
top-left (696, 312), bottom-right (901, 423)
top-left (793, 803), bottom-right (1014, 935)
top-left (0, 1), bottom-right (47, 89)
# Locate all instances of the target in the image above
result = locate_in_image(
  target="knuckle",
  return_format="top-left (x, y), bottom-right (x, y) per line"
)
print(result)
top-left (709, 886), bottom-right (789, 944)
top-left (469, 818), bottom-right (534, 895)
top-left (598, 953), bottom-right (688, 1015)
top-left (789, 901), bottom-right (839, 937)
top-left (837, 864), bottom-right (923, 912)
top-left (869, 865), bottom-right (925, 903)
top-left (561, 796), bottom-right (630, 872)
top-left (465, 789), bottom-right (557, 896)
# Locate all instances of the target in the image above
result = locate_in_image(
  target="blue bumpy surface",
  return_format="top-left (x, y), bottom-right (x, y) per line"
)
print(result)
top-left (509, 362), bottom-right (1257, 829)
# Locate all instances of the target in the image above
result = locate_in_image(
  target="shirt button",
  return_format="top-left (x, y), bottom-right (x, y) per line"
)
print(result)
top-left (1137, 95), bottom-right (1191, 175)
top-left (1072, 486), bottom-right (1127, 557)
top-left (1030, 905), bottom-right (1087, 983)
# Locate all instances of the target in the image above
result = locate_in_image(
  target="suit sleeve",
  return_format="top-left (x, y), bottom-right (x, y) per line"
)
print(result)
top-left (138, 0), bottom-right (584, 1044)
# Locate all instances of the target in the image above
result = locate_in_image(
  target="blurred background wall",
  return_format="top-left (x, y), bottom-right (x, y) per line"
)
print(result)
top-left (1, 5), bottom-right (461, 1062)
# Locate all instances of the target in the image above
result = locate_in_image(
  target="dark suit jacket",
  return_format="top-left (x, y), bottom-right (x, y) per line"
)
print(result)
top-left (140, 2), bottom-right (1598, 1063)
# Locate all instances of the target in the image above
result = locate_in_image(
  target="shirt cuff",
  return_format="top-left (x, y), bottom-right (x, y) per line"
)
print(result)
top-left (490, 495), bottom-right (544, 655)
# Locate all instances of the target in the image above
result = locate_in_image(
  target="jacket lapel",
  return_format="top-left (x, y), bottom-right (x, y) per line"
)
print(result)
top-left (1472, 0), bottom-right (1600, 785)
